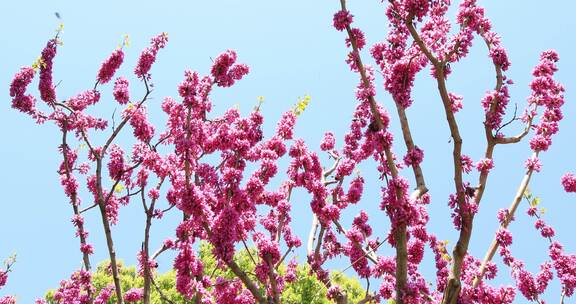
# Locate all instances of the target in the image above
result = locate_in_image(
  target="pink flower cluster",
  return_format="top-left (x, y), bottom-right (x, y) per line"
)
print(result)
top-left (527, 51), bottom-right (565, 152)
top-left (97, 49), bottom-right (124, 84)
top-left (124, 288), bottom-right (143, 302)
top-left (561, 173), bottom-right (576, 192)
top-left (113, 77), bottom-right (130, 104)
top-left (333, 10), bottom-right (353, 31)
top-left (475, 158), bottom-right (494, 174)
top-left (210, 50), bottom-right (250, 87)
top-left (39, 39), bottom-right (57, 105)
top-left (134, 32), bottom-right (168, 78)
top-left (10, 67), bottom-right (37, 115)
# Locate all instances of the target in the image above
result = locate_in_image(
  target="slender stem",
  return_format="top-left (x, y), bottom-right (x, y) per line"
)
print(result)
top-left (60, 125), bottom-right (91, 272)
top-left (473, 153), bottom-right (538, 287)
top-left (395, 105), bottom-right (427, 195)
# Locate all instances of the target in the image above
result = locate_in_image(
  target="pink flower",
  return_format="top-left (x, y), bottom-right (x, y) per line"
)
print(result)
top-left (0, 296), bottom-right (16, 304)
top-left (346, 28), bottom-right (366, 50)
top-left (124, 287), bottom-right (144, 302)
top-left (276, 111), bottom-right (296, 140)
top-left (135, 33), bottom-right (168, 78)
top-left (561, 173), bottom-right (576, 193)
top-left (403, 146), bottom-right (424, 167)
top-left (80, 243), bottom-right (94, 255)
top-left (97, 49), bottom-right (124, 84)
top-left (327, 285), bottom-right (343, 300)
top-left (476, 158), bottom-right (494, 173)
top-left (461, 154), bottom-right (474, 173)
top-left (113, 77), bottom-right (130, 104)
top-left (333, 10), bottom-right (353, 31)
top-left (94, 285), bottom-right (114, 304)
top-left (490, 46), bottom-right (510, 71)
top-left (39, 39), bottom-right (57, 104)
top-left (448, 92), bottom-right (463, 113)
top-left (524, 156), bottom-right (542, 172)
top-left (496, 228), bottom-right (513, 247)
top-left (68, 89), bottom-right (101, 111)
top-left (210, 50), bottom-right (249, 87)
top-left (10, 67), bottom-right (37, 115)
top-left (320, 132), bottom-right (335, 151)
top-left (0, 270), bottom-right (7, 288)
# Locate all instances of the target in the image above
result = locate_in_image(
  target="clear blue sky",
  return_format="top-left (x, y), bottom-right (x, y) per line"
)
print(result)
top-left (1, 0), bottom-right (575, 302)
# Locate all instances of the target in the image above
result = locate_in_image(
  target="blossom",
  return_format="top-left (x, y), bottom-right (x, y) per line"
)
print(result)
top-left (80, 243), bottom-right (94, 255)
top-left (561, 173), bottom-right (576, 193)
top-left (0, 296), bottom-right (16, 304)
top-left (124, 105), bottom-right (155, 143)
top-left (0, 270), bottom-right (7, 288)
top-left (403, 146), bottom-right (424, 167)
top-left (113, 77), bottom-right (130, 104)
top-left (495, 228), bottom-right (513, 247)
top-left (333, 10), bottom-right (353, 31)
top-left (94, 285), bottom-right (114, 304)
top-left (276, 111), bottom-right (296, 140)
top-left (346, 28), bottom-right (366, 50)
top-left (476, 158), bottom-right (494, 173)
top-left (10, 67), bottom-right (37, 115)
top-left (97, 49), bottom-right (124, 84)
top-left (135, 32), bottom-right (168, 78)
top-left (461, 154), bottom-right (474, 173)
top-left (448, 92), bottom-right (463, 113)
top-left (210, 50), bottom-right (249, 87)
top-left (39, 39), bottom-right (57, 104)
top-left (68, 89), bottom-right (100, 111)
top-left (524, 156), bottom-right (542, 172)
top-left (124, 288), bottom-right (144, 302)
top-left (320, 132), bottom-right (335, 151)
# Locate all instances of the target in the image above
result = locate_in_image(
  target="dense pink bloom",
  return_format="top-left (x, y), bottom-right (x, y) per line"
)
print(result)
top-left (346, 28), bottom-right (366, 50)
top-left (113, 77), bottom-right (130, 104)
top-left (476, 158), bottom-right (494, 173)
top-left (403, 146), bottom-right (424, 167)
top-left (495, 228), bottom-right (513, 247)
top-left (210, 50), bottom-right (249, 87)
top-left (134, 33), bottom-right (168, 78)
top-left (97, 49), bottom-right (124, 84)
top-left (80, 243), bottom-right (94, 255)
top-left (320, 132), bottom-right (335, 151)
top-left (94, 285), bottom-right (114, 304)
top-left (39, 39), bottom-right (57, 104)
top-left (124, 105), bottom-right (155, 143)
top-left (124, 288), bottom-right (144, 302)
top-left (10, 67), bottom-right (37, 114)
top-left (527, 50), bottom-right (565, 152)
top-left (0, 270), bottom-right (7, 288)
top-left (276, 111), bottom-right (296, 140)
top-left (0, 296), bottom-right (16, 304)
top-left (333, 10), bottom-right (353, 31)
top-left (524, 156), bottom-right (542, 172)
top-left (68, 90), bottom-right (100, 111)
top-left (561, 173), bottom-right (576, 193)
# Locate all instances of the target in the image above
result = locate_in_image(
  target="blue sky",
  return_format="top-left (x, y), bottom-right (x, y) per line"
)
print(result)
top-left (1, 0), bottom-right (575, 302)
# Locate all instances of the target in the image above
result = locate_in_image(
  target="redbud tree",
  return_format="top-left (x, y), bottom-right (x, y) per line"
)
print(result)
top-left (4, 1), bottom-right (576, 304)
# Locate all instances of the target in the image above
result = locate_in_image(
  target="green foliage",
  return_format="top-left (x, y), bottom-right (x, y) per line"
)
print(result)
top-left (44, 242), bottom-right (366, 303)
